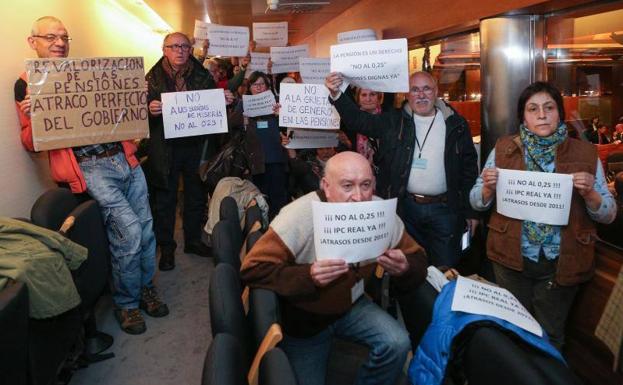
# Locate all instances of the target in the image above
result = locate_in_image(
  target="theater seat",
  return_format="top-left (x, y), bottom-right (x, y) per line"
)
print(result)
top-left (0, 281), bottom-right (29, 385)
top-left (30, 188), bottom-right (78, 231)
top-left (212, 220), bottom-right (243, 271)
top-left (201, 333), bottom-right (248, 385)
top-left (259, 348), bottom-right (298, 385)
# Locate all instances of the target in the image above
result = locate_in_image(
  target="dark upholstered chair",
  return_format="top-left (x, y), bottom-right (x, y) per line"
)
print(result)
top-left (30, 187), bottom-right (78, 231)
top-left (220, 196), bottom-right (240, 222)
top-left (259, 348), bottom-right (298, 385)
top-left (463, 326), bottom-right (582, 385)
top-left (0, 281), bottom-right (29, 385)
top-left (212, 219), bottom-right (243, 271)
top-left (64, 200), bottom-right (114, 362)
top-left (246, 231), bottom-right (264, 254)
top-left (201, 333), bottom-right (248, 385)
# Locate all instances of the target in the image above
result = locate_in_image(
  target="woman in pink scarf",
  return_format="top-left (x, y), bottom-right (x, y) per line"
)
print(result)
top-left (354, 88), bottom-right (384, 163)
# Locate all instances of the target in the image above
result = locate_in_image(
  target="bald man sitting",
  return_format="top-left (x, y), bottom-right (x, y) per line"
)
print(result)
top-left (241, 151), bottom-right (427, 385)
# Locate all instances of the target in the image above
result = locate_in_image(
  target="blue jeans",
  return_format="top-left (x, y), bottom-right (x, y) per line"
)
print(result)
top-left (79, 152), bottom-right (156, 309)
top-left (280, 296), bottom-right (410, 385)
top-left (402, 197), bottom-right (461, 267)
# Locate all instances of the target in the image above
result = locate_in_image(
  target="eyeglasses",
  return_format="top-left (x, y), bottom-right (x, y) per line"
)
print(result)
top-left (32, 34), bottom-right (72, 43)
top-left (409, 86), bottom-right (434, 95)
top-left (164, 44), bottom-right (192, 52)
top-left (250, 81), bottom-right (267, 88)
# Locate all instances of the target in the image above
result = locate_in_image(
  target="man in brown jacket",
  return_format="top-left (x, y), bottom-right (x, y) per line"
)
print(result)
top-left (241, 151), bottom-right (427, 385)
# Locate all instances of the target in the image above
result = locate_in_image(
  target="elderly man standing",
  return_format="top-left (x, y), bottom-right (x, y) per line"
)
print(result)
top-left (146, 32), bottom-right (234, 271)
top-left (241, 151), bottom-right (427, 385)
top-left (15, 16), bottom-right (168, 335)
top-left (325, 72), bottom-right (479, 269)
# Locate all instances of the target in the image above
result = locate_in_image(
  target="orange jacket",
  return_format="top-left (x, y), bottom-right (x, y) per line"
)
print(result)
top-left (15, 72), bottom-right (139, 193)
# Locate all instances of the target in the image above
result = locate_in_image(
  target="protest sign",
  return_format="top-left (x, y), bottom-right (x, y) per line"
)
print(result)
top-left (253, 22), bottom-right (288, 47)
top-left (337, 28), bottom-right (377, 44)
top-left (194, 20), bottom-right (209, 40)
top-left (207, 24), bottom-right (250, 57)
top-left (299, 57), bottom-right (330, 84)
top-left (249, 52), bottom-right (270, 73)
top-left (496, 168), bottom-right (573, 226)
top-left (313, 198), bottom-right (397, 263)
top-left (279, 83), bottom-right (340, 129)
top-left (330, 38), bottom-right (409, 93)
top-left (161, 89), bottom-right (227, 139)
top-left (285, 128), bottom-right (339, 149)
top-left (26, 57), bottom-right (148, 151)
top-left (270, 45), bottom-right (309, 74)
top-left (242, 90), bottom-right (276, 117)
top-left (451, 276), bottom-right (543, 336)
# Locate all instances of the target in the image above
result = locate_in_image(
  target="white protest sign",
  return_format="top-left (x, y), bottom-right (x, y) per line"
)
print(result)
top-left (285, 128), bottom-right (339, 149)
top-left (253, 22), bottom-right (288, 48)
top-left (496, 169), bottom-right (573, 226)
top-left (330, 38), bottom-right (409, 93)
top-left (242, 90), bottom-right (276, 117)
top-left (207, 25), bottom-right (250, 57)
top-left (249, 52), bottom-right (270, 73)
top-left (451, 276), bottom-right (543, 336)
top-left (194, 20), bottom-right (209, 40)
top-left (337, 28), bottom-right (377, 44)
top-left (162, 89), bottom-right (228, 139)
top-left (299, 57), bottom-right (330, 84)
top-left (313, 198), bottom-right (397, 263)
top-left (279, 83), bottom-right (340, 129)
top-left (270, 45), bottom-right (309, 74)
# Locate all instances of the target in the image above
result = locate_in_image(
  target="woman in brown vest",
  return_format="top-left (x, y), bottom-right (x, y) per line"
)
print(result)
top-left (469, 82), bottom-right (616, 349)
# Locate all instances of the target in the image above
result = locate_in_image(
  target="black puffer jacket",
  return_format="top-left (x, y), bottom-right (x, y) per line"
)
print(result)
top-left (145, 56), bottom-right (216, 188)
top-left (331, 93), bottom-right (478, 219)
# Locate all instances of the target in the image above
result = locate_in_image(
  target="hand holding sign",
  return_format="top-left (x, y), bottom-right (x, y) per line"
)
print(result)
top-left (480, 167), bottom-right (499, 203)
top-left (377, 249), bottom-right (408, 276)
top-left (324, 72), bottom-right (344, 98)
top-left (572, 171), bottom-right (601, 211)
top-left (310, 259), bottom-right (349, 287)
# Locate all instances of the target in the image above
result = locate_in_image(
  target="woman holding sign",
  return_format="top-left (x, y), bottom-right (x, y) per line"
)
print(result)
top-left (234, 71), bottom-right (289, 218)
top-left (470, 82), bottom-right (616, 349)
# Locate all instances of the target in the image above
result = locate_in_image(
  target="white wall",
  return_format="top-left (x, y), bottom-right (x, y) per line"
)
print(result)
top-left (0, 0), bottom-right (166, 217)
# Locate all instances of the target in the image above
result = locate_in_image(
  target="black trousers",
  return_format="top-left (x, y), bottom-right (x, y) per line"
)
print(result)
top-left (253, 162), bottom-right (289, 219)
top-left (153, 144), bottom-right (205, 254)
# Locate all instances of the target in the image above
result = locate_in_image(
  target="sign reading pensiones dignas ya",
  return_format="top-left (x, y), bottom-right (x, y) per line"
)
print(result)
top-left (26, 57), bottom-right (149, 151)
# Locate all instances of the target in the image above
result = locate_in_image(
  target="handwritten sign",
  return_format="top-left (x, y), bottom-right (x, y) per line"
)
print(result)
top-left (270, 45), bottom-right (309, 74)
top-left (312, 198), bottom-right (397, 263)
top-left (337, 28), bottom-right (377, 44)
top-left (299, 57), bottom-right (330, 84)
top-left (161, 89), bottom-right (227, 139)
top-left (330, 38), bottom-right (409, 93)
top-left (451, 276), bottom-right (543, 336)
top-left (496, 169), bottom-right (573, 226)
top-left (285, 128), bottom-right (338, 149)
top-left (26, 57), bottom-right (148, 151)
top-left (279, 83), bottom-right (340, 129)
top-left (242, 90), bottom-right (276, 117)
top-left (194, 20), bottom-right (209, 40)
top-left (249, 52), bottom-right (270, 73)
top-left (207, 25), bottom-right (250, 57)
top-left (253, 22), bottom-right (288, 48)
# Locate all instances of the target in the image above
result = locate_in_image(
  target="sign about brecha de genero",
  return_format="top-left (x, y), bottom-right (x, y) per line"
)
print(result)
top-left (26, 57), bottom-right (148, 151)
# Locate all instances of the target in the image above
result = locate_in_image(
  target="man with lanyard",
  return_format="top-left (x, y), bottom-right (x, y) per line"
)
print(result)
top-left (15, 16), bottom-right (168, 335)
top-left (325, 71), bottom-right (479, 268)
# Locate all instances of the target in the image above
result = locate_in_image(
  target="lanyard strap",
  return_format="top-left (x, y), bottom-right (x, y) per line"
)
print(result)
top-left (414, 108), bottom-right (437, 159)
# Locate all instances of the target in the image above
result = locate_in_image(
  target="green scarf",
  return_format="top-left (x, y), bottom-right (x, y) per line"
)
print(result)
top-left (520, 123), bottom-right (567, 245)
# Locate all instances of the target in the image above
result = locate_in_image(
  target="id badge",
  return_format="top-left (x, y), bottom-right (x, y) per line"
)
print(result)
top-left (412, 157), bottom-right (428, 170)
top-left (256, 120), bottom-right (268, 129)
top-left (351, 279), bottom-right (364, 303)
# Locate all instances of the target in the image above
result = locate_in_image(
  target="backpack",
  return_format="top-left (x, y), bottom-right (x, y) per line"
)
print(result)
top-left (199, 131), bottom-right (250, 194)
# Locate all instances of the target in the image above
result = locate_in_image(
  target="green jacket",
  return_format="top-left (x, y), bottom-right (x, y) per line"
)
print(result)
top-left (0, 217), bottom-right (87, 319)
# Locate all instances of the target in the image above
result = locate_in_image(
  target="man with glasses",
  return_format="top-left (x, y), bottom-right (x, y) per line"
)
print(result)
top-left (325, 71), bottom-right (479, 269)
top-left (145, 32), bottom-right (235, 271)
top-left (15, 16), bottom-right (168, 335)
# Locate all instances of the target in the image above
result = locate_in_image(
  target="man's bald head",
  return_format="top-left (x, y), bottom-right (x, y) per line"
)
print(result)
top-left (322, 151), bottom-right (375, 203)
top-left (28, 16), bottom-right (69, 58)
